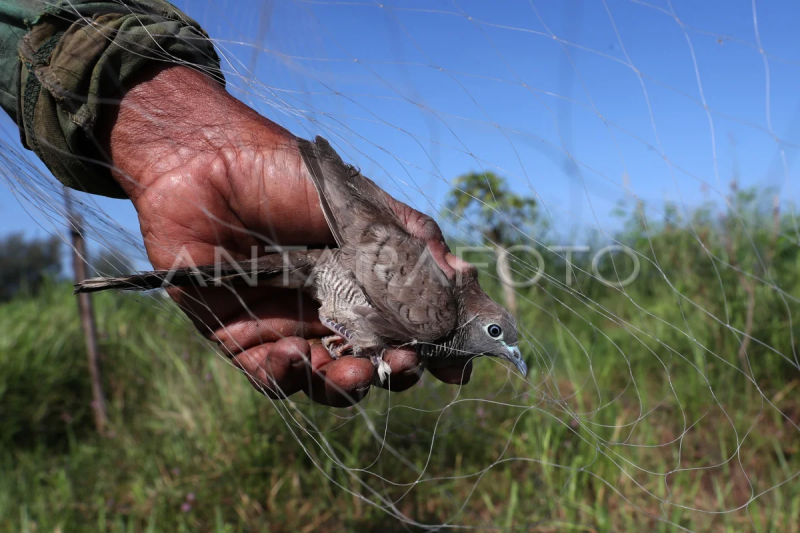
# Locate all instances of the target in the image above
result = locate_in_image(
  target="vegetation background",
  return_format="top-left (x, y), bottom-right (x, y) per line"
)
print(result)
top-left (1, 176), bottom-right (798, 532)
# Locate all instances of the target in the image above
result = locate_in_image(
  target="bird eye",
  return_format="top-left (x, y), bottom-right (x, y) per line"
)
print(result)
top-left (487, 324), bottom-right (503, 338)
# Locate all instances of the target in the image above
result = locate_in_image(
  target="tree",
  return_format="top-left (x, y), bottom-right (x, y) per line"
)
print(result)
top-left (0, 233), bottom-right (61, 302)
top-left (443, 171), bottom-right (538, 316)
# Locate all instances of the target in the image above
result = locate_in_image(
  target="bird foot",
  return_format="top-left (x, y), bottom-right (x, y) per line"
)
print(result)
top-left (371, 351), bottom-right (391, 384)
top-left (320, 317), bottom-right (357, 359)
top-left (321, 335), bottom-right (353, 359)
top-left (320, 318), bottom-right (391, 383)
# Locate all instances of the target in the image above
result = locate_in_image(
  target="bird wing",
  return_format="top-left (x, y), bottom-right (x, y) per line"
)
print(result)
top-left (298, 137), bottom-right (347, 248)
top-left (348, 225), bottom-right (458, 342)
top-left (298, 136), bottom-right (458, 342)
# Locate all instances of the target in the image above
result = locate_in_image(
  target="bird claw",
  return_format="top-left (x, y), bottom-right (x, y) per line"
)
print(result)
top-left (321, 335), bottom-right (352, 359)
top-left (322, 329), bottom-right (391, 384)
top-left (371, 350), bottom-right (391, 384)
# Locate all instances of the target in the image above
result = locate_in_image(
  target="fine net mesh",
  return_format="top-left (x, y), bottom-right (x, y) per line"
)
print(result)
top-left (2, 0), bottom-right (799, 530)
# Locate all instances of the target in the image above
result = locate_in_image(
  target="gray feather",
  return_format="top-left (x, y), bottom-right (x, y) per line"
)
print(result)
top-left (74, 251), bottom-right (322, 294)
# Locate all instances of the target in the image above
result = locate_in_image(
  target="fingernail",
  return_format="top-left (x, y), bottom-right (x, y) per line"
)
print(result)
top-left (290, 357), bottom-right (309, 370)
top-left (400, 363), bottom-right (424, 377)
top-left (353, 385), bottom-right (371, 395)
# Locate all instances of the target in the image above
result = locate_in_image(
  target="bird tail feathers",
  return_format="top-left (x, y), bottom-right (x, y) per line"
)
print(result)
top-left (73, 250), bottom-right (323, 294)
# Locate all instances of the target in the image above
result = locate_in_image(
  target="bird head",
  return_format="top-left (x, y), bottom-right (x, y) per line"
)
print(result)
top-left (460, 279), bottom-right (527, 376)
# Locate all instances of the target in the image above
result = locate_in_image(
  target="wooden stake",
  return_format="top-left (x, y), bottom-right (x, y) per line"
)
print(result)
top-left (65, 190), bottom-right (108, 434)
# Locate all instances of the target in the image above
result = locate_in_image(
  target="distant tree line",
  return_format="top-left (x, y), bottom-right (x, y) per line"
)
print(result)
top-left (0, 232), bottom-right (133, 303)
top-left (0, 233), bottom-right (62, 302)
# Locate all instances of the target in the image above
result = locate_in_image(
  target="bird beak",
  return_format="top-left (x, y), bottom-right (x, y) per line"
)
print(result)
top-left (505, 345), bottom-right (528, 377)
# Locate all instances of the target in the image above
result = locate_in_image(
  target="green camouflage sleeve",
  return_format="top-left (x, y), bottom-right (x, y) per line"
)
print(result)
top-left (0, 0), bottom-right (223, 198)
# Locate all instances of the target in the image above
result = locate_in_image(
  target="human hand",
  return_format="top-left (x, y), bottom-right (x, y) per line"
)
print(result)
top-left (102, 65), bottom-right (473, 406)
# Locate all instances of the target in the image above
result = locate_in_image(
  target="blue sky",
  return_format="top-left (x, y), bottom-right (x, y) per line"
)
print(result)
top-left (2, 0), bottom-right (799, 263)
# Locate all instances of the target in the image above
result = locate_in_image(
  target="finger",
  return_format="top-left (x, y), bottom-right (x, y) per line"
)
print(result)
top-left (171, 286), bottom-right (323, 339)
top-left (322, 357), bottom-right (374, 407)
top-left (303, 344), bottom-right (373, 407)
top-left (233, 337), bottom-right (311, 398)
top-left (377, 348), bottom-right (423, 392)
top-left (205, 291), bottom-right (329, 355)
top-left (301, 343), bottom-right (335, 405)
top-left (426, 358), bottom-right (473, 385)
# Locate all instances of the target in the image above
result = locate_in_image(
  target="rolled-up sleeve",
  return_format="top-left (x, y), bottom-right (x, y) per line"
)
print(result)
top-left (0, 0), bottom-right (223, 198)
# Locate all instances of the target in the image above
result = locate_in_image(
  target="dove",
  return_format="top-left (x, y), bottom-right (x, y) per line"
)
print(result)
top-left (74, 136), bottom-right (527, 382)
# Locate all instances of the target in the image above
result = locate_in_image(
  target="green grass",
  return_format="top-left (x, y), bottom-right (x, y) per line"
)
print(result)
top-left (1, 191), bottom-right (799, 532)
